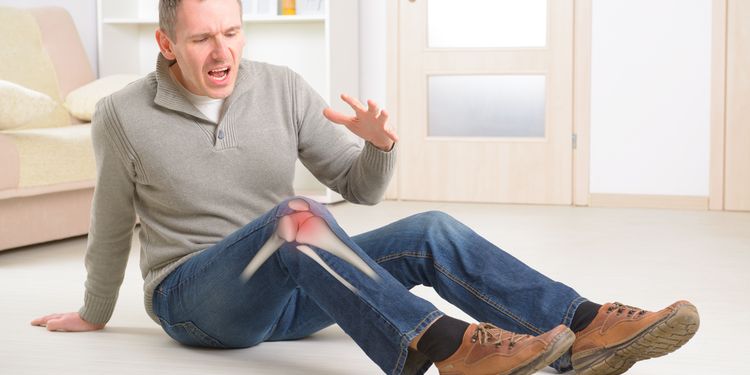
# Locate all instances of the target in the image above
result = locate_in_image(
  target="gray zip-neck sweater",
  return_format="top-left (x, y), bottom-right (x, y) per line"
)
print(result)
top-left (78, 55), bottom-right (396, 325)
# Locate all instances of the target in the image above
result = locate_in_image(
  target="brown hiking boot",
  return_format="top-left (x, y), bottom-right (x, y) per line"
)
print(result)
top-left (435, 323), bottom-right (575, 375)
top-left (571, 300), bottom-right (700, 375)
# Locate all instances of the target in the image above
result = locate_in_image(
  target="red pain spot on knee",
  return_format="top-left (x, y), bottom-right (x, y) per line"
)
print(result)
top-left (295, 216), bottom-right (327, 244)
top-left (278, 212), bottom-right (316, 243)
top-left (291, 211), bottom-right (315, 227)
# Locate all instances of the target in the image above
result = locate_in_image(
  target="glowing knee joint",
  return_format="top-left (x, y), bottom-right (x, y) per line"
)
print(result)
top-left (240, 199), bottom-right (380, 292)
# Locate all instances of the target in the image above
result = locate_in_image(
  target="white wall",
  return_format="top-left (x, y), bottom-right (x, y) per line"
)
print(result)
top-left (589, 0), bottom-right (712, 197)
top-left (0, 0), bottom-right (98, 73)
top-left (358, 0), bottom-right (386, 106)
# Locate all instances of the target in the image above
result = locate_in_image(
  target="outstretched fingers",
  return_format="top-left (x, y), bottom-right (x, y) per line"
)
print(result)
top-left (366, 99), bottom-right (380, 117)
top-left (340, 94), bottom-right (367, 114)
top-left (322, 107), bottom-right (354, 126)
top-left (378, 109), bottom-right (389, 126)
top-left (378, 109), bottom-right (398, 142)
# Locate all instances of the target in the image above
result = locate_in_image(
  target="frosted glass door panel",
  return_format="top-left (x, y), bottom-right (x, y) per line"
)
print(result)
top-left (428, 0), bottom-right (547, 48)
top-left (428, 75), bottom-right (546, 138)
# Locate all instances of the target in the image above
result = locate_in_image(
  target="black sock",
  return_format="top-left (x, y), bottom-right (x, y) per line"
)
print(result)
top-left (416, 315), bottom-right (470, 363)
top-left (570, 301), bottom-right (602, 333)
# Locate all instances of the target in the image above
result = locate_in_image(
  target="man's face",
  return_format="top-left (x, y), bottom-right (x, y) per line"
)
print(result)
top-left (161, 0), bottom-right (245, 99)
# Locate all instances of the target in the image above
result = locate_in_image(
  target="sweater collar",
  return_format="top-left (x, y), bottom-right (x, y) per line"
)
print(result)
top-left (153, 54), bottom-right (253, 121)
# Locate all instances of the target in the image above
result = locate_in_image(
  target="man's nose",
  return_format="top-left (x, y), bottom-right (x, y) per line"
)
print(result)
top-left (211, 37), bottom-right (229, 60)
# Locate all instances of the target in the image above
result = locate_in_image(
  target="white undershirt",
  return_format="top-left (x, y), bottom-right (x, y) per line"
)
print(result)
top-left (169, 68), bottom-right (225, 124)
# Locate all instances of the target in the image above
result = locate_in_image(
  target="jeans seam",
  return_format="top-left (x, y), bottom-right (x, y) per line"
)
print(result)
top-left (562, 296), bottom-right (588, 326)
top-left (375, 251), bottom-right (546, 334)
top-left (374, 251), bottom-right (431, 264)
top-left (171, 320), bottom-right (227, 348)
top-left (550, 297), bottom-right (586, 373)
top-left (373, 251), bottom-right (447, 374)
top-left (433, 263), bottom-right (545, 335)
top-left (392, 310), bottom-right (444, 375)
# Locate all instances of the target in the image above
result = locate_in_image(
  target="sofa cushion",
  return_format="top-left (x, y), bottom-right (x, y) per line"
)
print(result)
top-left (0, 125), bottom-right (95, 188)
top-left (0, 80), bottom-right (58, 130)
top-left (65, 75), bottom-right (142, 121)
top-left (0, 6), bottom-right (70, 129)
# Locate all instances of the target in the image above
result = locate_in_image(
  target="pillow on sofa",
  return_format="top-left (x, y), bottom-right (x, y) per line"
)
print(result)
top-left (0, 80), bottom-right (58, 130)
top-left (64, 74), bottom-right (141, 121)
top-left (0, 6), bottom-right (70, 130)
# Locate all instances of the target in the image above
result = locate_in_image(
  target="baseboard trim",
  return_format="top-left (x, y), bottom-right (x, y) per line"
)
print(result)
top-left (589, 194), bottom-right (709, 210)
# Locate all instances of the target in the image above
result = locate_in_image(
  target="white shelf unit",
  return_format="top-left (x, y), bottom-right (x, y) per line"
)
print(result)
top-left (96, 0), bottom-right (359, 204)
top-left (101, 15), bottom-right (327, 24)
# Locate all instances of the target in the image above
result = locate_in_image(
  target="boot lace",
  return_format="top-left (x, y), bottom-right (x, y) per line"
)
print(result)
top-left (607, 302), bottom-right (647, 317)
top-left (470, 323), bottom-right (527, 349)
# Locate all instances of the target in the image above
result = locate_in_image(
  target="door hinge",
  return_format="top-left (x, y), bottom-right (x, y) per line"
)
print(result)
top-left (572, 133), bottom-right (578, 150)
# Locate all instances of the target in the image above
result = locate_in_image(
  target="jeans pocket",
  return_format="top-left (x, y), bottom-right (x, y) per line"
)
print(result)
top-left (161, 319), bottom-right (226, 349)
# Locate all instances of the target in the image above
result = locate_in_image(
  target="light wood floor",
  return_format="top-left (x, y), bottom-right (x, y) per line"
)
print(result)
top-left (2, 201), bottom-right (748, 374)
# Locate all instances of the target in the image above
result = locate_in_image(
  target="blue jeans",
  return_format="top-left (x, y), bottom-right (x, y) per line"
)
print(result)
top-left (152, 197), bottom-right (585, 374)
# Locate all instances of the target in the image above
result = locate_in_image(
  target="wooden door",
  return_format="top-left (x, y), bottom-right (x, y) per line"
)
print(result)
top-left (398, 0), bottom-right (574, 204)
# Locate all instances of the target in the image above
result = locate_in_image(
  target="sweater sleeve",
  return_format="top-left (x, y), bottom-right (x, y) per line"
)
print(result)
top-left (292, 72), bottom-right (397, 205)
top-left (78, 96), bottom-right (137, 324)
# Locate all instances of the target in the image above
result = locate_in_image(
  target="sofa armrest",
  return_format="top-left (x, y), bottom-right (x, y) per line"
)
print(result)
top-left (0, 133), bottom-right (20, 190)
top-left (28, 7), bottom-right (95, 101)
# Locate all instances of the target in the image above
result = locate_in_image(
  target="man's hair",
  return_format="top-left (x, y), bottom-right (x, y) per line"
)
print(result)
top-left (159, 0), bottom-right (243, 40)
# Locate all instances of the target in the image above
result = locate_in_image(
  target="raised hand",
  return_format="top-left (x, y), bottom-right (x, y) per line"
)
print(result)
top-left (31, 312), bottom-right (105, 332)
top-left (323, 94), bottom-right (398, 151)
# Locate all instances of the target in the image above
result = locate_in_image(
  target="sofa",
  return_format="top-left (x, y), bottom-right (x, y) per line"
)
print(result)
top-left (0, 7), bottom-right (101, 251)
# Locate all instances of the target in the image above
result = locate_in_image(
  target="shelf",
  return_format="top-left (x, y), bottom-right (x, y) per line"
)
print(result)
top-left (245, 15), bottom-right (326, 23)
top-left (102, 14), bottom-right (326, 25)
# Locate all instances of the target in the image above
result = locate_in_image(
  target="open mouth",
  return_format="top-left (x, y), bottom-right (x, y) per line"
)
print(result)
top-left (207, 66), bottom-right (230, 83)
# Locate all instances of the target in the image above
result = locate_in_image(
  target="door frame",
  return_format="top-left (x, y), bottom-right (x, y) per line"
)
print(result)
top-left (709, 0), bottom-right (726, 210)
top-left (572, 0), bottom-right (592, 206)
top-left (384, 0), bottom-right (400, 200)
top-left (386, 0), bottom-right (728, 208)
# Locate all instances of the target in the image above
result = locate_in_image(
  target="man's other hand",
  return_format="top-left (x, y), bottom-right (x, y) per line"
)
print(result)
top-left (31, 312), bottom-right (105, 332)
top-left (323, 94), bottom-right (398, 152)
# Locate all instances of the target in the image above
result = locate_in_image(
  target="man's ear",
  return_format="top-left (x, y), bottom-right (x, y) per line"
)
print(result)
top-left (155, 29), bottom-right (177, 60)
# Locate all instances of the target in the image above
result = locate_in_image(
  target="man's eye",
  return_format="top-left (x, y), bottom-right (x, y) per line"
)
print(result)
top-left (195, 38), bottom-right (208, 43)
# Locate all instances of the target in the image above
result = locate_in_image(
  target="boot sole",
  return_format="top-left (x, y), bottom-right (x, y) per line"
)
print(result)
top-left (507, 328), bottom-right (576, 375)
top-left (572, 302), bottom-right (700, 375)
